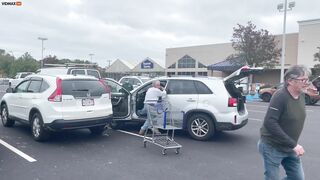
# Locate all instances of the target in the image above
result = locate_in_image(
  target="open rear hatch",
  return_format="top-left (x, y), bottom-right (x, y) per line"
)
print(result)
top-left (224, 66), bottom-right (263, 112)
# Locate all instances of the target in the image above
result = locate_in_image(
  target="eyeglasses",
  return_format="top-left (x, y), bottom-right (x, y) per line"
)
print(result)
top-left (293, 78), bottom-right (309, 84)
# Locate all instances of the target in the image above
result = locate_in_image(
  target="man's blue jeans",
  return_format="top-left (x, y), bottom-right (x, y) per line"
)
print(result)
top-left (258, 140), bottom-right (304, 180)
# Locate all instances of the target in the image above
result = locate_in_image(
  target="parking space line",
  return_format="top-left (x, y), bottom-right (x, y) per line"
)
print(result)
top-left (249, 118), bottom-right (263, 122)
top-left (248, 110), bottom-right (266, 113)
top-left (0, 139), bottom-right (37, 162)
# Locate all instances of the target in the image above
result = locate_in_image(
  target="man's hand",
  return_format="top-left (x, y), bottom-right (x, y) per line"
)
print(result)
top-left (293, 144), bottom-right (305, 156)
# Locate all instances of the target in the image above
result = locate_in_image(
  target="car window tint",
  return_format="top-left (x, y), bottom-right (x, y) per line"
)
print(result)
top-left (87, 70), bottom-right (100, 78)
top-left (103, 79), bottom-right (122, 93)
top-left (40, 80), bottom-right (49, 92)
top-left (28, 80), bottom-right (42, 93)
top-left (132, 78), bottom-right (140, 85)
top-left (71, 70), bottom-right (85, 76)
top-left (167, 80), bottom-right (197, 94)
top-left (62, 79), bottom-right (107, 98)
top-left (20, 73), bottom-right (32, 78)
top-left (15, 81), bottom-right (30, 93)
top-left (120, 78), bottom-right (128, 84)
top-left (194, 81), bottom-right (212, 94)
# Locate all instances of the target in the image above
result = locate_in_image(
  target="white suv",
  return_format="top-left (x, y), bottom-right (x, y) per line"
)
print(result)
top-left (105, 66), bottom-right (262, 140)
top-left (1, 74), bottom-right (113, 141)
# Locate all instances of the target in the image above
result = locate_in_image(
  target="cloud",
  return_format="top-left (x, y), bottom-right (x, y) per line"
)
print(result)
top-left (0, 0), bottom-right (319, 67)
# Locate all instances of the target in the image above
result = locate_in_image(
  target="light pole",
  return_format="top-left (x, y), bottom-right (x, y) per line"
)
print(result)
top-left (89, 53), bottom-right (94, 62)
top-left (38, 37), bottom-right (48, 67)
top-left (277, 0), bottom-right (295, 83)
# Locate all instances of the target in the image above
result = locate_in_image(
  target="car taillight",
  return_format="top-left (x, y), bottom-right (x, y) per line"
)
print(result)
top-left (48, 78), bottom-right (62, 102)
top-left (228, 97), bottom-right (237, 107)
top-left (99, 79), bottom-right (111, 98)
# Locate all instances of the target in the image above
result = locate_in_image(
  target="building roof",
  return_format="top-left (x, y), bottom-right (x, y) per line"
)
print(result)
top-left (207, 56), bottom-right (247, 72)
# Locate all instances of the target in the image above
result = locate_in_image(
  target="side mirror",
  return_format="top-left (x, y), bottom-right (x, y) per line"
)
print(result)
top-left (136, 83), bottom-right (141, 86)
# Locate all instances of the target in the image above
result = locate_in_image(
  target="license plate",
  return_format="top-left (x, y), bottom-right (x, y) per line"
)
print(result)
top-left (82, 98), bottom-right (94, 106)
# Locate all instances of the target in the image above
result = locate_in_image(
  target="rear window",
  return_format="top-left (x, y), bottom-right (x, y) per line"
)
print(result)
top-left (62, 79), bottom-right (107, 98)
top-left (87, 70), bottom-right (100, 79)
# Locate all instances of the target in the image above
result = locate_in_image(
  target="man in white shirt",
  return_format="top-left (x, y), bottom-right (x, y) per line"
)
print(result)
top-left (139, 80), bottom-right (166, 135)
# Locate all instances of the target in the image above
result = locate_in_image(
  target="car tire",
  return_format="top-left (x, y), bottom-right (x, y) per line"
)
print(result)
top-left (31, 112), bottom-right (49, 141)
top-left (305, 94), bottom-right (311, 105)
top-left (89, 125), bottom-right (106, 135)
top-left (187, 113), bottom-right (215, 141)
top-left (262, 93), bottom-right (271, 102)
top-left (1, 104), bottom-right (15, 127)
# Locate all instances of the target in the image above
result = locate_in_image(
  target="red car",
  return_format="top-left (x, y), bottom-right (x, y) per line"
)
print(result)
top-left (258, 77), bottom-right (320, 105)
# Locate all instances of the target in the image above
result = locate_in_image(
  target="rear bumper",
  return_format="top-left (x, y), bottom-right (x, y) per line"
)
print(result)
top-left (44, 115), bottom-right (113, 131)
top-left (216, 119), bottom-right (248, 131)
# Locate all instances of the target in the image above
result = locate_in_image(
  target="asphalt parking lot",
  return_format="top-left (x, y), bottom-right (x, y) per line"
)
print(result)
top-left (1, 91), bottom-right (319, 180)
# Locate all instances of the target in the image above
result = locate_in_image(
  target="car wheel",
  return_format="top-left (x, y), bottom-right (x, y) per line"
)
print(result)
top-left (89, 125), bottom-right (106, 135)
top-left (305, 95), bottom-right (311, 105)
top-left (187, 113), bottom-right (215, 141)
top-left (1, 104), bottom-right (15, 127)
top-left (31, 113), bottom-right (49, 141)
top-left (262, 93), bottom-right (271, 102)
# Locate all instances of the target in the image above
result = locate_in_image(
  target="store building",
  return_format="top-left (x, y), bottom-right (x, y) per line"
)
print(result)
top-left (165, 18), bottom-right (320, 85)
top-left (105, 57), bottom-right (165, 80)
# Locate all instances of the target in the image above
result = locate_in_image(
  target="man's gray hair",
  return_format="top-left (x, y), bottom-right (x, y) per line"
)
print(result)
top-left (152, 80), bottom-right (160, 87)
top-left (284, 65), bottom-right (311, 86)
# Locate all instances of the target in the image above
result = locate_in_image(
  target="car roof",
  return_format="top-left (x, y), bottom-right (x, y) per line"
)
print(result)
top-left (27, 74), bottom-right (98, 80)
top-left (153, 76), bottom-right (222, 81)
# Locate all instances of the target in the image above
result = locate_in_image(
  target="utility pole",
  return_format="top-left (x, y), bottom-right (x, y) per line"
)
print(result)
top-left (89, 53), bottom-right (94, 62)
top-left (38, 37), bottom-right (48, 67)
top-left (107, 60), bottom-right (112, 68)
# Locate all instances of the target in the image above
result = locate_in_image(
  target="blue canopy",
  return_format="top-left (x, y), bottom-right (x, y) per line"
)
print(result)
top-left (207, 56), bottom-right (247, 72)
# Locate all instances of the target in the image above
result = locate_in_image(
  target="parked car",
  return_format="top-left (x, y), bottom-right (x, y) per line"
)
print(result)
top-left (104, 66), bottom-right (262, 141)
top-left (9, 72), bottom-right (34, 88)
top-left (37, 67), bottom-right (101, 79)
top-left (258, 76), bottom-right (320, 105)
top-left (119, 76), bottom-right (151, 89)
top-left (1, 74), bottom-right (113, 141)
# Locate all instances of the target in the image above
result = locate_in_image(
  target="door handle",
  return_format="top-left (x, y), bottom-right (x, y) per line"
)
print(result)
top-left (186, 99), bottom-right (196, 102)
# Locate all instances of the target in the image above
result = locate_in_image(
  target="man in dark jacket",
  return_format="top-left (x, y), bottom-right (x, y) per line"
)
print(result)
top-left (258, 65), bottom-right (310, 180)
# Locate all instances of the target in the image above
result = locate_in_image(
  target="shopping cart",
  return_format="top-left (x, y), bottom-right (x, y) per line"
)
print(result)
top-left (143, 99), bottom-right (183, 155)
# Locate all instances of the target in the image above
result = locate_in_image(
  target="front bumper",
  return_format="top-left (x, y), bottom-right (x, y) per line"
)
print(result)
top-left (216, 119), bottom-right (248, 131)
top-left (44, 115), bottom-right (113, 131)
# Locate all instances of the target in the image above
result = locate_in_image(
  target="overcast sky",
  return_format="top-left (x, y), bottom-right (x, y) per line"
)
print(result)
top-left (0, 0), bottom-right (319, 68)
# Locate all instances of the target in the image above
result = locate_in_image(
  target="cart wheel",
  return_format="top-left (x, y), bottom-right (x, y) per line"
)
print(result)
top-left (143, 141), bottom-right (147, 148)
top-left (175, 148), bottom-right (180, 154)
top-left (162, 149), bottom-right (167, 155)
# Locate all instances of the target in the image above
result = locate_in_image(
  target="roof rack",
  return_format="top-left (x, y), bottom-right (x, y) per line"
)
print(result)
top-left (43, 63), bottom-right (98, 68)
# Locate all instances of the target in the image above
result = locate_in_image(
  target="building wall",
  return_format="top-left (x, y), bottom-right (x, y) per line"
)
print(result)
top-left (165, 33), bottom-right (299, 78)
top-left (297, 19), bottom-right (320, 68)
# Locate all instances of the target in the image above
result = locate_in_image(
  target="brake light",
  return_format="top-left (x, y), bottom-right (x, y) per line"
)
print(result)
top-left (228, 97), bottom-right (238, 107)
top-left (48, 78), bottom-right (62, 102)
top-left (99, 79), bottom-right (111, 98)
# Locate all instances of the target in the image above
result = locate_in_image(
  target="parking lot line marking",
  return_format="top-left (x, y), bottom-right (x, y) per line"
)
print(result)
top-left (248, 110), bottom-right (266, 113)
top-left (249, 118), bottom-right (263, 122)
top-left (0, 139), bottom-right (37, 162)
top-left (246, 104), bottom-right (268, 108)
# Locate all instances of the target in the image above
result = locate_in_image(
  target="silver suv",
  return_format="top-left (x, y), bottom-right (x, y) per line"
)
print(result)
top-left (104, 67), bottom-right (262, 140)
top-left (37, 67), bottom-right (101, 79)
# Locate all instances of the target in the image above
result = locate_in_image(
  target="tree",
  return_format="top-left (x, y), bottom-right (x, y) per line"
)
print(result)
top-left (231, 21), bottom-right (281, 68)
top-left (312, 47), bottom-right (320, 79)
top-left (0, 49), bottom-right (14, 77)
top-left (9, 52), bottom-right (40, 76)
